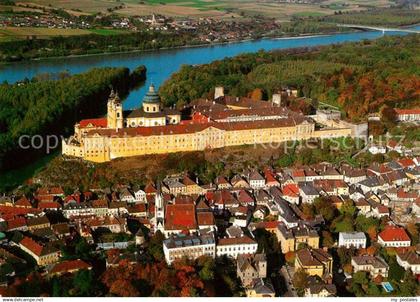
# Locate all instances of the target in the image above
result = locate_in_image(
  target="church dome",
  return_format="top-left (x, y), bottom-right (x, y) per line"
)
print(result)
top-left (143, 84), bottom-right (160, 103)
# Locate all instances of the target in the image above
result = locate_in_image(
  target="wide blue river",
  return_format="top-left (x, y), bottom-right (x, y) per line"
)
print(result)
top-left (0, 28), bottom-right (418, 109)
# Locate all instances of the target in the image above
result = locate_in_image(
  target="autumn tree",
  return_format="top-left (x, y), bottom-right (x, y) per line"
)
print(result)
top-left (293, 269), bottom-right (309, 289)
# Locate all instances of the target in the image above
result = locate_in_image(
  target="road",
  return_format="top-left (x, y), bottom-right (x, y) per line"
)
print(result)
top-left (280, 265), bottom-right (298, 297)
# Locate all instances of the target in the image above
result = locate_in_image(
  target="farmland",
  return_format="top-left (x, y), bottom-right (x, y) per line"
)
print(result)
top-left (0, 27), bottom-right (91, 41)
top-left (15, 0), bottom-right (397, 19)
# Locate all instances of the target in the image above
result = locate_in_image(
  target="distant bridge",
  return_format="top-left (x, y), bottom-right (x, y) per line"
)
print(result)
top-left (337, 24), bottom-right (420, 34)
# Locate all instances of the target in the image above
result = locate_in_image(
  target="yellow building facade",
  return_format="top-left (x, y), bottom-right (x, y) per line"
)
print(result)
top-left (62, 86), bottom-right (353, 163)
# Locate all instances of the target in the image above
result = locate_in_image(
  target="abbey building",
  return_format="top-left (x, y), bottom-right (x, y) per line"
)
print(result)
top-left (62, 85), bottom-right (356, 163)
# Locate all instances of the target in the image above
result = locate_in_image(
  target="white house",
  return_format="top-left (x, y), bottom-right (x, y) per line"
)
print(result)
top-left (377, 226), bottom-right (411, 247)
top-left (395, 108), bottom-right (420, 122)
top-left (396, 250), bottom-right (420, 275)
top-left (368, 145), bottom-right (386, 155)
top-left (216, 236), bottom-right (258, 258)
top-left (338, 232), bottom-right (367, 249)
top-left (351, 255), bottom-right (389, 278)
top-left (134, 189), bottom-right (147, 203)
top-left (163, 233), bottom-right (216, 265)
top-left (248, 171), bottom-right (265, 189)
top-left (119, 188), bottom-right (136, 204)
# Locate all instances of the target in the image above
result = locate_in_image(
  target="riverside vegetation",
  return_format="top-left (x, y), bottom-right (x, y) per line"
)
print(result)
top-left (159, 34), bottom-right (420, 124)
top-left (0, 65), bottom-right (147, 172)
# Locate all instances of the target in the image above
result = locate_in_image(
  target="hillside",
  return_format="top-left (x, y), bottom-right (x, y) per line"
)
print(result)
top-left (160, 34), bottom-right (420, 122)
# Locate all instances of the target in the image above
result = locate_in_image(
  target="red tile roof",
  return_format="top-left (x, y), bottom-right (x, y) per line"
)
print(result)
top-left (79, 118), bottom-right (107, 128)
top-left (197, 212), bottom-right (215, 226)
top-left (50, 259), bottom-right (91, 275)
top-left (6, 217), bottom-right (27, 231)
top-left (292, 169), bottom-right (305, 178)
top-left (237, 190), bottom-right (254, 204)
top-left (38, 201), bottom-right (61, 209)
top-left (174, 195), bottom-right (195, 205)
top-left (378, 226), bottom-right (411, 242)
top-left (282, 184), bottom-right (300, 197)
top-left (15, 197), bottom-right (32, 208)
top-left (128, 203), bottom-right (147, 213)
top-left (254, 221), bottom-right (282, 230)
top-left (395, 108), bottom-right (420, 115)
top-left (0, 205), bottom-right (41, 216)
top-left (165, 204), bottom-right (197, 230)
top-left (398, 158), bottom-right (416, 168)
top-left (87, 116), bottom-right (307, 138)
top-left (218, 236), bottom-right (256, 246)
top-left (144, 183), bottom-right (157, 194)
top-left (20, 236), bottom-right (43, 256)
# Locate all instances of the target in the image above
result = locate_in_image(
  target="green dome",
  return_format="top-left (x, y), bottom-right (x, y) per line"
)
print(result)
top-left (143, 84), bottom-right (160, 104)
top-left (0, 232), bottom-right (5, 240)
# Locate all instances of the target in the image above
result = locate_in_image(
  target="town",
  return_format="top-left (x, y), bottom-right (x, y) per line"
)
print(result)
top-left (1, 129), bottom-right (419, 296)
top-left (0, 6), bottom-right (285, 44)
top-left (0, 2), bottom-right (419, 297)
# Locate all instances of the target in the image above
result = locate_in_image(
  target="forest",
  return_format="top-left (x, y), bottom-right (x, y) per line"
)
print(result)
top-left (0, 31), bottom-right (198, 62)
top-left (318, 8), bottom-right (420, 27)
top-left (159, 34), bottom-right (420, 122)
top-left (0, 65), bottom-right (146, 172)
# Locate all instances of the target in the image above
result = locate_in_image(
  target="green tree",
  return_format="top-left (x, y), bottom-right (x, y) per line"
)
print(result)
top-left (73, 270), bottom-right (97, 296)
top-left (353, 271), bottom-right (368, 285)
top-left (388, 258), bottom-right (405, 282)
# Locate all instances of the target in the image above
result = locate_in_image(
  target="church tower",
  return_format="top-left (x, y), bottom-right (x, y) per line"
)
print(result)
top-left (154, 183), bottom-right (165, 233)
top-left (107, 89), bottom-right (123, 129)
top-left (142, 84), bottom-right (161, 113)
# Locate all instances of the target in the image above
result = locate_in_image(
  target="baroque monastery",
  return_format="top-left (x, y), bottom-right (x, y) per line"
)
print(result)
top-left (62, 85), bottom-right (355, 162)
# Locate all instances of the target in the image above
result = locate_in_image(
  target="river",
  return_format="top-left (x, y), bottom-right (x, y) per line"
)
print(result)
top-left (0, 28), bottom-right (418, 110)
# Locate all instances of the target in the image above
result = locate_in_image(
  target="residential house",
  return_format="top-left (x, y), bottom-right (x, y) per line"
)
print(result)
top-left (183, 175), bottom-right (203, 195)
top-left (355, 199), bottom-right (371, 215)
top-left (19, 237), bottom-right (60, 266)
top-left (133, 188), bottom-right (146, 203)
top-left (248, 171), bottom-right (265, 189)
top-left (119, 188), bottom-right (136, 204)
top-left (338, 232), bottom-right (367, 248)
top-left (49, 259), bottom-right (92, 277)
top-left (378, 225), bottom-right (411, 247)
top-left (215, 176), bottom-right (232, 190)
top-left (396, 249), bottom-right (420, 275)
top-left (351, 255), bottom-right (389, 278)
top-left (91, 199), bottom-right (108, 216)
top-left (276, 224), bottom-right (319, 253)
top-left (216, 236), bottom-right (258, 258)
top-left (14, 197), bottom-right (32, 208)
top-left (295, 248), bottom-right (333, 278)
top-left (231, 175), bottom-right (250, 189)
top-left (299, 184), bottom-right (319, 204)
top-left (395, 108), bottom-right (420, 122)
top-left (341, 167), bottom-right (367, 185)
top-left (281, 184), bottom-right (300, 204)
top-left (63, 203), bottom-right (94, 218)
top-left (237, 253), bottom-right (267, 287)
top-left (27, 216), bottom-right (50, 231)
top-left (163, 233), bottom-right (216, 265)
top-left (85, 216), bottom-right (127, 233)
top-left (163, 177), bottom-right (186, 196)
top-left (245, 279), bottom-right (275, 297)
top-left (304, 276), bottom-right (337, 297)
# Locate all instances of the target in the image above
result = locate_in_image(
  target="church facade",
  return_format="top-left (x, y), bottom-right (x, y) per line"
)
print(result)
top-left (62, 85), bottom-right (353, 163)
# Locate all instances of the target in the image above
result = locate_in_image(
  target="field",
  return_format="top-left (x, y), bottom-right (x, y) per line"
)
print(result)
top-left (0, 26), bottom-right (93, 41)
top-left (15, 0), bottom-right (396, 19)
top-left (0, 27), bottom-right (131, 41)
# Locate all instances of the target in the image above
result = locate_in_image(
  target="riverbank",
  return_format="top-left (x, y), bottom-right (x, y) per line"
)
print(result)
top-left (0, 29), bottom-right (353, 66)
